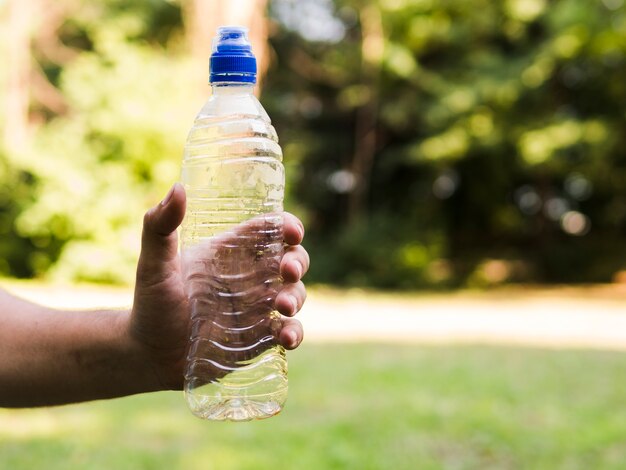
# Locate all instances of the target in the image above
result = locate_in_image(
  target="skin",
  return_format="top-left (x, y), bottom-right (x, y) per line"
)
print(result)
top-left (0, 183), bottom-right (309, 407)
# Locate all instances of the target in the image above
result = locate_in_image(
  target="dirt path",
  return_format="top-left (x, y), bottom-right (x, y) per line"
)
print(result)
top-left (3, 281), bottom-right (626, 350)
top-left (302, 286), bottom-right (626, 350)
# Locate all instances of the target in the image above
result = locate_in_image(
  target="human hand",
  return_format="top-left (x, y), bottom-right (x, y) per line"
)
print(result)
top-left (127, 183), bottom-right (309, 390)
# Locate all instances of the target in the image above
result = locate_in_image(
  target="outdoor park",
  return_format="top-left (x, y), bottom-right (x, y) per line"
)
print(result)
top-left (1, 0), bottom-right (626, 468)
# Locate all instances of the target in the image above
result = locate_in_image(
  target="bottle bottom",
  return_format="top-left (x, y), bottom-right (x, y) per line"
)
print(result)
top-left (185, 387), bottom-right (288, 421)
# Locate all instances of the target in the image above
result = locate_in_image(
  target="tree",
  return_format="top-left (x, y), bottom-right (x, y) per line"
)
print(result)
top-left (3, 0), bottom-right (32, 154)
top-left (182, 0), bottom-right (270, 93)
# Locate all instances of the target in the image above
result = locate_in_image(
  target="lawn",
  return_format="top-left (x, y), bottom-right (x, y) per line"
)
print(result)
top-left (2, 344), bottom-right (626, 470)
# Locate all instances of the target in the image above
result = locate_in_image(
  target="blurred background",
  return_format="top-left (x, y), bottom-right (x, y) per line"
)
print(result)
top-left (1, 0), bottom-right (626, 468)
top-left (1, 0), bottom-right (625, 287)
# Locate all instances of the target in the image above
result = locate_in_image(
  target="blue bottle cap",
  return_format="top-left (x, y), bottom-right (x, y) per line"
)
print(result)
top-left (210, 26), bottom-right (257, 84)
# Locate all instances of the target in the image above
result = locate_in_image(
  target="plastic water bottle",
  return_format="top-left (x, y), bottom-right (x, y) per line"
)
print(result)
top-left (180, 26), bottom-right (287, 421)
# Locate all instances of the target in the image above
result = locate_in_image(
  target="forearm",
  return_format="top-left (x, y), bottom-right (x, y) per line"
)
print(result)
top-left (0, 291), bottom-right (162, 407)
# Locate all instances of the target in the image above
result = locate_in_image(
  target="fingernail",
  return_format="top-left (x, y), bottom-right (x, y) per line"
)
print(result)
top-left (289, 295), bottom-right (298, 314)
top-left (294, 261), bottom-right (303, 279)
top-left (297, 224), bottom-right (305, 239)
top-left (160, 184), bottom-right (176, 206)
top-left (287, 330), bottom-right (298, 348)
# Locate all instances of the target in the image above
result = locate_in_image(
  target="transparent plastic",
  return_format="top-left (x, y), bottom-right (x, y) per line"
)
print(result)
top-left (180, 83), bottom-right (287, 421)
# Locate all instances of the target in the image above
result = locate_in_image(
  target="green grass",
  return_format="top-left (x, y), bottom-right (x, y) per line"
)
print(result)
top-left (2, 344), bottom-right (626, 469)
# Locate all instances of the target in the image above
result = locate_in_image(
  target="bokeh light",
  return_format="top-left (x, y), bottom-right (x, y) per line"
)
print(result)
top-left (560, 210), bottom-right (591, 236)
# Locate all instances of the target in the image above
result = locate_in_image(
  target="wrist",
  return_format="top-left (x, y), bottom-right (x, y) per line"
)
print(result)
top-left (126, 306), bottom-right (187, 392)
top-left (115, 310), bottom-right (169, 393)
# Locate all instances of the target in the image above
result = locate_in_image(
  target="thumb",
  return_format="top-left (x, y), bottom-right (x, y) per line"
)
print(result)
top-left (137, 183), bottom-right (186, 285)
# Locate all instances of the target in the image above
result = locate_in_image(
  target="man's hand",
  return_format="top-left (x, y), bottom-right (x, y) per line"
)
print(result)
top-left (128, 183), bottom-right (309, 390)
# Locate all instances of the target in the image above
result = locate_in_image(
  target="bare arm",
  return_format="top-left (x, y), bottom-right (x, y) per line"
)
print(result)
top-left (0, 184), bottom-right (309, 407)
top-left (0, 293), bottom-right (156, 406)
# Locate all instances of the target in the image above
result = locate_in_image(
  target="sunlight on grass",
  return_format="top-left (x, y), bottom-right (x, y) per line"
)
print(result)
top-left (2, 344), bottom-right (626, 469)
top-left (0, 405), bottom-right (111, 440)
top-left (0, 278), bottom-right (133, 309)
top-left (0, 411), bottom-right (61, 439)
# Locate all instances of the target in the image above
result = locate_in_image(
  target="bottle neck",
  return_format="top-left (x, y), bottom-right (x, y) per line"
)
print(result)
top-left (210, 83), bottom-right (255, 95)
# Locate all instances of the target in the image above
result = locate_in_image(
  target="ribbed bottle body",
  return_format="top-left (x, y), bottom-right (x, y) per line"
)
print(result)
top-left (181, 92), bottom-right (287, 421)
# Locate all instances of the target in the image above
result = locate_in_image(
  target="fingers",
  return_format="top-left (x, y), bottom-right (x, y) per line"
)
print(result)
top-left (144, 183), bottom-right (186, 238)
top-left (278, 318), bottom-right (303, 350)
top-left (275, 281), bottom-right (306, 317)
top-left (276, 212), bottom-right (309, 324)
top-left (283, 212), bottom-right (305, 246)
top-left (280, 245), bottom-right (310, 283)
top-left (212, 211), bottom-right (303, 247)
top-left (137, 183), bottom-right (186, 285)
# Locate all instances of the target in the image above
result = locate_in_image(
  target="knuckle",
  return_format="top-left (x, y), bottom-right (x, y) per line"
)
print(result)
top-left (143, 208), bottom-right (155, 228)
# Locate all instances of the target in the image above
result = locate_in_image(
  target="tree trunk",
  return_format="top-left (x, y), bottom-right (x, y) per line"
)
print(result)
top-left (2, 0), bottom-right (73, 153)
top-left (348, 4), bottom-right (384, 224)
top-left (3, 0), bottom-right (33, 154)
top-left (182, 0), bottom-right (270, 95)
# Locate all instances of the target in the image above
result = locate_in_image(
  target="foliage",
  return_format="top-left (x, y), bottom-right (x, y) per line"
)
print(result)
top-left (1, 0), bottom-right (192, 282)
top-left (266, 0), bottom-right (626, 287)
top-left (0, 0), bottom-right (625, 286)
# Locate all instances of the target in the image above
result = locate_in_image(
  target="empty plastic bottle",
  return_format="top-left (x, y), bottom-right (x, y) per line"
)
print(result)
top-left (180, 26), bottom-right (287, 421)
